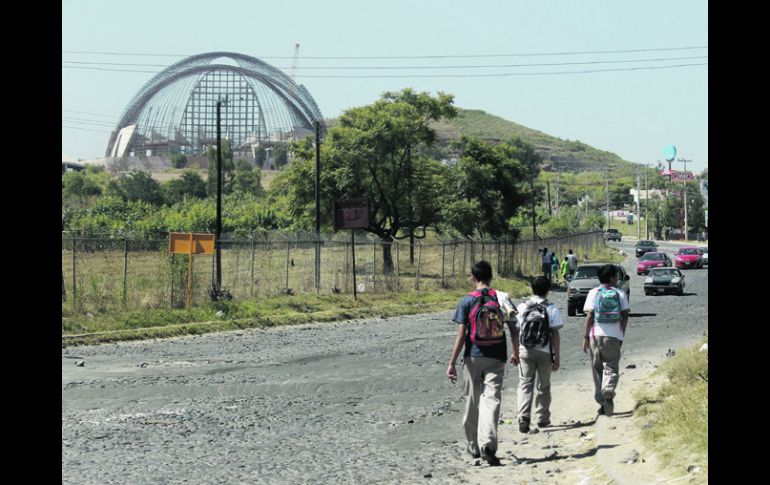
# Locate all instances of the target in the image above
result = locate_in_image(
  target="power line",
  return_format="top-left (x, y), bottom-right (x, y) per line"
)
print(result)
top-left (62, 109), bottom-right (120, 119)
top-left (62, 125), bottom-right (113, 133)
top-left (61, 55), bottom-right (707, 70)
top-left (62, 62), bottom-right (708, 78)
top-left (61, 45), bottom-right (707, 59)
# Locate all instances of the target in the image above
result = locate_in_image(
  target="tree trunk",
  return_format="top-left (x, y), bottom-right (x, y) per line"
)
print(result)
top-left (409, 228), bottom-right (415, 265)
top-left (381, 238), bottom-right (394, 274)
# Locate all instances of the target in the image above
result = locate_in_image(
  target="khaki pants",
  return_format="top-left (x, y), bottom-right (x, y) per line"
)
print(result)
top-left (463, 357), bottom-right (506, 453)
top-left (589, 336), bottom-right (622, 404)
top-left (517, 347), bottom-right (553, 424)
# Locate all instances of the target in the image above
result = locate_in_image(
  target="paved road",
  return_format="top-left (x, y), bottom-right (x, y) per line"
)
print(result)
top-left (62, 243), bottom-right (707, 484)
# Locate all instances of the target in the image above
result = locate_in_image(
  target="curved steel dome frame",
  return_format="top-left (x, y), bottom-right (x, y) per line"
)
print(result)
top-left (106, 51), bottom-right (324, 157)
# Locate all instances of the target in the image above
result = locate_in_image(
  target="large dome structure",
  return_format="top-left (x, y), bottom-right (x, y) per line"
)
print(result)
top-left (106, 52), bottom-right (324, 158)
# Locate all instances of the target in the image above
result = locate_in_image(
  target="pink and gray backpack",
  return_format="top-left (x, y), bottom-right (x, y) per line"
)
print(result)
top-left (468, 288), bottom-right (506, 346)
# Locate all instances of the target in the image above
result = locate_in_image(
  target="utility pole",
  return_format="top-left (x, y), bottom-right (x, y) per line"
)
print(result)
top-left (645, 165), bottom-right (650, 239)
top-left (636, 172), bottom-right (641, 238)
top-left (531, 172), bottom-right (536, 238)
top-left (215, 99), bottom-right (223, 293)
top-left (678, 157), bottom-right (692, 241)
top-left (555, 172), bottom-right (559, 214)
top-left (314, 121), bottom-right (321, 292)
top-left (605, 168), bottom-right (610, 229)
top-left (546, 181), bottom-right (552, 216)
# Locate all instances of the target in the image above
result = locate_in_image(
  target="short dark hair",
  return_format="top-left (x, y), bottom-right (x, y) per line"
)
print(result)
top-left (568, 249), bottom-right (574, 254)
top-left (531, 276), bottom-right (550, 297)
top-left (471, 260), bottom-right (493, 284)
top-left (597, 264), bottom-right (619, 283)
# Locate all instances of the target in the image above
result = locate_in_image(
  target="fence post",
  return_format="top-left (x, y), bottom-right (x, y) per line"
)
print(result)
top-left (415, 241), bottom-right (423, 290)
top-left (250, 235), bottom-right (256, 296)
top-left (441, 242), bottom-right (445, 288)
top-left (122, 238), bottom-right (128, 306)
top-left (71, 234), bottom-right (77, 310)
top-left (371, 239), bottom-right (376, 291)
top-left (285, 238), bottom-right (291, 292)
top-left (345, 241), bottom-right (350, 292)
top-left (452, 241), bottom-right (456, 277)
top-left (462, 241), bottom-right (467, 276)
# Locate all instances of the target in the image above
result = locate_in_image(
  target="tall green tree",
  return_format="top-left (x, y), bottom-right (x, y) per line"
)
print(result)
top-left (163, 170), bottom-right (207, 205)
top-left (106, 171), bottom-right (165, 206)
top-left (273, 88), bottom-right (457, 272)
top-left (441, 136), bottom-right (529, 237)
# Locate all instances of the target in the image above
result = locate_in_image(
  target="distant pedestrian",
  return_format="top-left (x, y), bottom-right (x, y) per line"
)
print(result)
top-left (581, 264), bottom-right (630, 417)
top-left (566, 249), bottom-right (578, 278)
top-left (447, 260), bottom-right (518, 466)
top-left (515, 276), bottom-right (563, 433)
top-left (540, 247), bottom-right (552, 281)
top-left (550, 252), bottom-right (559, 282)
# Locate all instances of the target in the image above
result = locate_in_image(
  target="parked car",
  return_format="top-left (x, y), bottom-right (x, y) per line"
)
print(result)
top-left (674, 247), bottom-right (704, 269)
top-left (566, 263), bottom-right (631, 316)
top-left (644, 267), bottom-right (685, 296)
top-left (636, 252), bottom-right (672, 275)
top-left (604, 228), bottom-right (621, 242)
top-left (699, 246), bottom-right (708, 266)
top-left (635, 240), bottom-right (659, 257)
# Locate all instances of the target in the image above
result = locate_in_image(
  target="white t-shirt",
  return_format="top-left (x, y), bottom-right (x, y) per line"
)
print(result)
top-left (516, 296), bottom-right (563, 353)
top-left (566, 254), bottom-right (578, 270)
top-left (583, 286), bottom-right (630, 341)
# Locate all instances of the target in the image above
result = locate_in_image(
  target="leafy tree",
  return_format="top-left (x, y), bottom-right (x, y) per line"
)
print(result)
top-left (171, 153), bottom-right (187, 169)
top-left (163, 170), bottom-right (207, 205)
top-left (274, 88), bottom-right (457, 272)
top-left (232, 161), bottom-right (264, 196)
top-left (106, 171), bottom-right (165, 206)
top-left (254, 145), bottom-right (267, 166)
top-left (62, 170), bottom-right (102, 205)
top-left (441, 136), bottom-right (529, 237)
top-left (273, 145), bottom-right (288, 168)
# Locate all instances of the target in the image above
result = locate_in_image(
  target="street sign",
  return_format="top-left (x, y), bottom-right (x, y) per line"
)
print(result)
top-left (663, 144), bottom-right (677, 162)
top-left (333, 199), bottom-right (369, 230)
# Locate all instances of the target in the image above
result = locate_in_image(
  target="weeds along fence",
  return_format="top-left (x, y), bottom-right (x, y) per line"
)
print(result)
top-left (61, 230), bottom-right (603, 313)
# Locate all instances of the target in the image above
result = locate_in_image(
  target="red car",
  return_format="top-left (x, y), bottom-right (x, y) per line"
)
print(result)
top-left (636, 252), bottom-right (672, 275)
top-left (674, 247), bottom-right (704, 269)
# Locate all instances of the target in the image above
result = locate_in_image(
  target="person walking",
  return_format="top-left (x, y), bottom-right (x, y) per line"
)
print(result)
top-left (550, 252), bottom-right (560, 283)
top-left (566, 249), bottom-right (578, 278)
top-left (515, 276), bottom-right (562, 433)
top-left (540, 247), bottom-right (552, 281)
top-left (560, 256), bottom-right (569, 281)
top-left (581, 264), bottom-right (630, 417)
top-left (447, 260), bottom-right (518, 466)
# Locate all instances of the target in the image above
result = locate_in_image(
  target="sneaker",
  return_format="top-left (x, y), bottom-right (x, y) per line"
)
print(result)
top-left (466, 444), bottom-right (480, 459)
top-left (536, 420), bottom-right (551, 428)
top-left (597, 406), bottom-right (605, 416)
top-left (480, 446), bottom-right (502, 466)
top-left (603, 398), bottom-right (614, 417)
top-left (519, 420), bottom-right (530, 433)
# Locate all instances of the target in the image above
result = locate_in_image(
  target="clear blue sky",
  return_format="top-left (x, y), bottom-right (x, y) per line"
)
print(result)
top-left (62, 0), bottom-right (708, 173)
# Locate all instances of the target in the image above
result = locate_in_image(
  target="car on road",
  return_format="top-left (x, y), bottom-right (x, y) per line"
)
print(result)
top-left (699, 246), bottom-right (708, 266)
top-left (567, 263), bottom-right (631, 316)
top-left (604, 228), bottom-right (621, 242)
top-left (644, 267), bottom-right (685, 296)
top-left (674, 247), bottom-right (704, 269)
top-left (636, 252), bottom-right (672, 275)
top-left (635, 240), bottom-right (659, 257)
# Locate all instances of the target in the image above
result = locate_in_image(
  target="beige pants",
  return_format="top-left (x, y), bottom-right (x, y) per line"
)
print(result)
top-left (589, 336), bottom-right (622, 404)
top-left (463, 357), bottom-right (506, 453)
top-left (516, 347), bottom-right (553, 424)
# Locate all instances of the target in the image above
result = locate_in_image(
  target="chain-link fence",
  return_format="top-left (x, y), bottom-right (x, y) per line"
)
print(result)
top-left (62, 230), bottom-right (603, 313)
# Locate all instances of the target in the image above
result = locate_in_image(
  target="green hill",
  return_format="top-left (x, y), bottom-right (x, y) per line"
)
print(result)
top-left (429, 108), bottom-right (634, 173)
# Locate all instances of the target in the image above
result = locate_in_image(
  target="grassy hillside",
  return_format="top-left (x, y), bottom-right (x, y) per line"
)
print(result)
top-left (429, 108), bottom-right (635, 173)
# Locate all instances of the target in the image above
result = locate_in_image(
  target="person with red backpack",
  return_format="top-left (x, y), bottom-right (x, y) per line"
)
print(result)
top-left (514, 276), bottom-right (563, 433)
top-left (581, 264), bottom-right (630, 417)
top-left (447, 260), bottom-right (518, 467)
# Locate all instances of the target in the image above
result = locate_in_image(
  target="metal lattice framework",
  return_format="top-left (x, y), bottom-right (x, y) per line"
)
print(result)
top-left (106, 52), bottom-right (324, 156)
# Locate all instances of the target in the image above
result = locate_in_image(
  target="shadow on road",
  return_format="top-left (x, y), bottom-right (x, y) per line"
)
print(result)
top-left (511, 444), bottom-right (619, 464)
top-left (628, 313), bottom-right (657, 317)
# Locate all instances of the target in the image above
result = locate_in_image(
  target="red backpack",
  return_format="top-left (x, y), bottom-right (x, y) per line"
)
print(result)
top-left (468, 288), bottom-right (506, 346)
